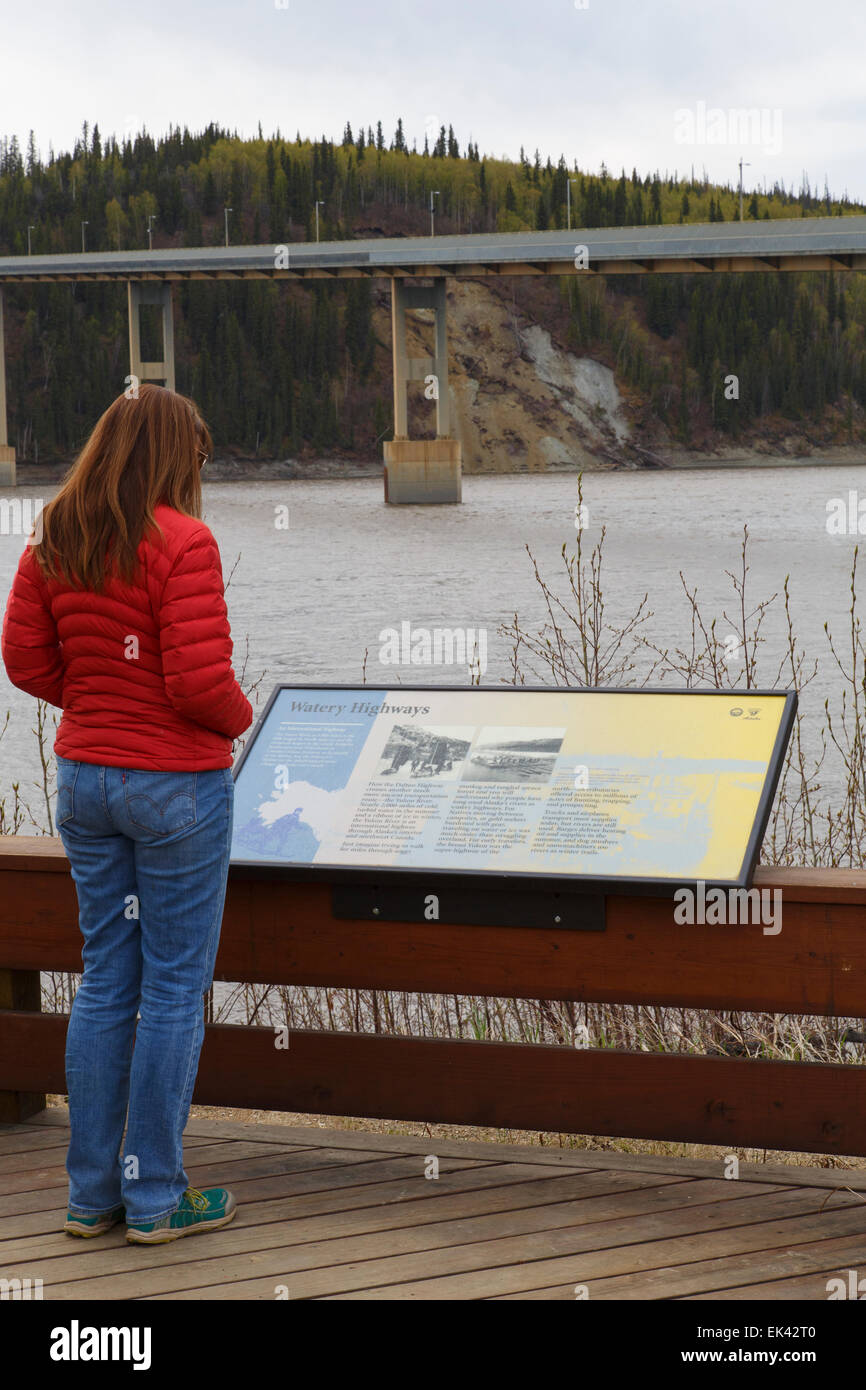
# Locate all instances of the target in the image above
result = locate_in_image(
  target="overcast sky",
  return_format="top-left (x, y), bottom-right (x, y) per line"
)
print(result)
top-left (5, 0), bottom-right (866, 203)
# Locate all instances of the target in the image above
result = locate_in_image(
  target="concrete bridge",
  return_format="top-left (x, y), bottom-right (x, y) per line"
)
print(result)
top-left (2, 215), bottom-right (865, 501)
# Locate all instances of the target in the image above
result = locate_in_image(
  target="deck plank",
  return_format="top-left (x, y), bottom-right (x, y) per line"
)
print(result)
top-left (0, 1129), bottom-right (220, 1159)
top-left (0, 1144), bottom-right (419, 1220)
top-left (177, 1119), bottom-right (866, 1190)
top-left (0, 1135), bottom-right (259, 1178)
top-left (492, 1231), bottom-right (866, 1299)
top-left (682, 1263), bottom-right (866, 1300)
top-left (0, 1153), bottom-right (501, 1246)
top-left (0, 1169), bottom-right (691, 1292)
top-left (2, 1113), bottom-right (862, 1300)
top-left (0, 1159), bottom-right (560, 1259)
top-left (0, 1149), bottom-right (499, 1227)
top-left (310, 1202), bottom-right (866, 1301)
top-left (0, 1140), bottom-right (323, 1195)
top-left (24, 1106), bottom-right (866, 1191)
top-left (31, 1184), bottom-right (853, 1301)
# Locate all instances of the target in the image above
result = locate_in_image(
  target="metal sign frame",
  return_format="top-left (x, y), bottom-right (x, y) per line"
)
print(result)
top-left (230, 682), bottom-right (797, 900)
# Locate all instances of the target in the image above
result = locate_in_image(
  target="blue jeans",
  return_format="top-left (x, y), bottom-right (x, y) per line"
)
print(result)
top-left (55, 756), bottom-right (234, 1224)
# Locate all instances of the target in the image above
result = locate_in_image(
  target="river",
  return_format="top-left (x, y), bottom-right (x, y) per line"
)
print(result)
top-left (1, 465), bottom-right (862, 823)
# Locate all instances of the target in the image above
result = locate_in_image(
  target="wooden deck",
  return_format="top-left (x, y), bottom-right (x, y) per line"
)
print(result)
top-left (2, 1106), bottom-right (865, 1300)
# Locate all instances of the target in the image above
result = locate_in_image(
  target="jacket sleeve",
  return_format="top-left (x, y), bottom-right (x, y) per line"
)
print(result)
top-left (1, 545), bottom-right (65, 707)
top-left (157, 526), bottom-right (253, 739)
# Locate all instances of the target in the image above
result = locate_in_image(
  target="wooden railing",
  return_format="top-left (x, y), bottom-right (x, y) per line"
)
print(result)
top-left (1, 837), bottom-right (866, 1157)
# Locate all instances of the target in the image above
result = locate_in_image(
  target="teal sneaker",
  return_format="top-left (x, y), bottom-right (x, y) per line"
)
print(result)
top-left (125, 1186), bottom-right (237, 1245)
top-left (64, 1204), bottom-right (125, 1238)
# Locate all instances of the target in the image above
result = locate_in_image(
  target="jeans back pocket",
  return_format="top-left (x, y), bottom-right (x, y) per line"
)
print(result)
top-left (55, 758), bottom-right (80, 827)
top-left (125, 770), bottom-right (197, 836)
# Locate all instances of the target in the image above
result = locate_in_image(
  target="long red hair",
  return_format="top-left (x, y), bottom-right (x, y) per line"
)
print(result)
top-left (31, 383), bottom-right (211, 592)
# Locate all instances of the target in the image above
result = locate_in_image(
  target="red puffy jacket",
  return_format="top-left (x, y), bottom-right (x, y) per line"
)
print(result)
top-left (1, 502), bottom-right (253, 770)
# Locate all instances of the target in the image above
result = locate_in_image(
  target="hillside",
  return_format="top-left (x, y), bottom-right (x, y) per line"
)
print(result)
top-left (2, 121), bottom-right (866, 468)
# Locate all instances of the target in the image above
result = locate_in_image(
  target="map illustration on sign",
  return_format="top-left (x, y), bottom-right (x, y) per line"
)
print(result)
top-left (230, 685), bottom-right (796, 889)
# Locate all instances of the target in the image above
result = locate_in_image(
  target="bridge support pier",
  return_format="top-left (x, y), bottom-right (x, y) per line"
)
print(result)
top-left (384, 277), bottom-right (461, 504)
top-left (128, 281), bottom-right (175, 392)
top-left (0, 287), bottom-right (15, 485)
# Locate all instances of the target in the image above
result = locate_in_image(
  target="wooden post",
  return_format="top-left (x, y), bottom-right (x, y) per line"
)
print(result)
top-left (0, 967), bottom-right (45, 1121)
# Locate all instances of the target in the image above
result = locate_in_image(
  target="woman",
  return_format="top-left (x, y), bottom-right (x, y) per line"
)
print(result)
top-left (1, 383), bottom-right (253, 1245)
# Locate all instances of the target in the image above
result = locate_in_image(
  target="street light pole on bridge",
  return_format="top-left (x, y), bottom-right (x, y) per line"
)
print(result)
top-left (739, 157), bottom-right (751, 221)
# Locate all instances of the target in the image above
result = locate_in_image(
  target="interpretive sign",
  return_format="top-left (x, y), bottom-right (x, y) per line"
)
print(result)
top-left (230, 684), bottom-right (795, 893)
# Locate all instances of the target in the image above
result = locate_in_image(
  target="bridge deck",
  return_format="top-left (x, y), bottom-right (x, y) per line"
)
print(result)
top-left (2, 1107), bottom-right (865, 1300)
top-left (3, 217), bottom-right (866, 281)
